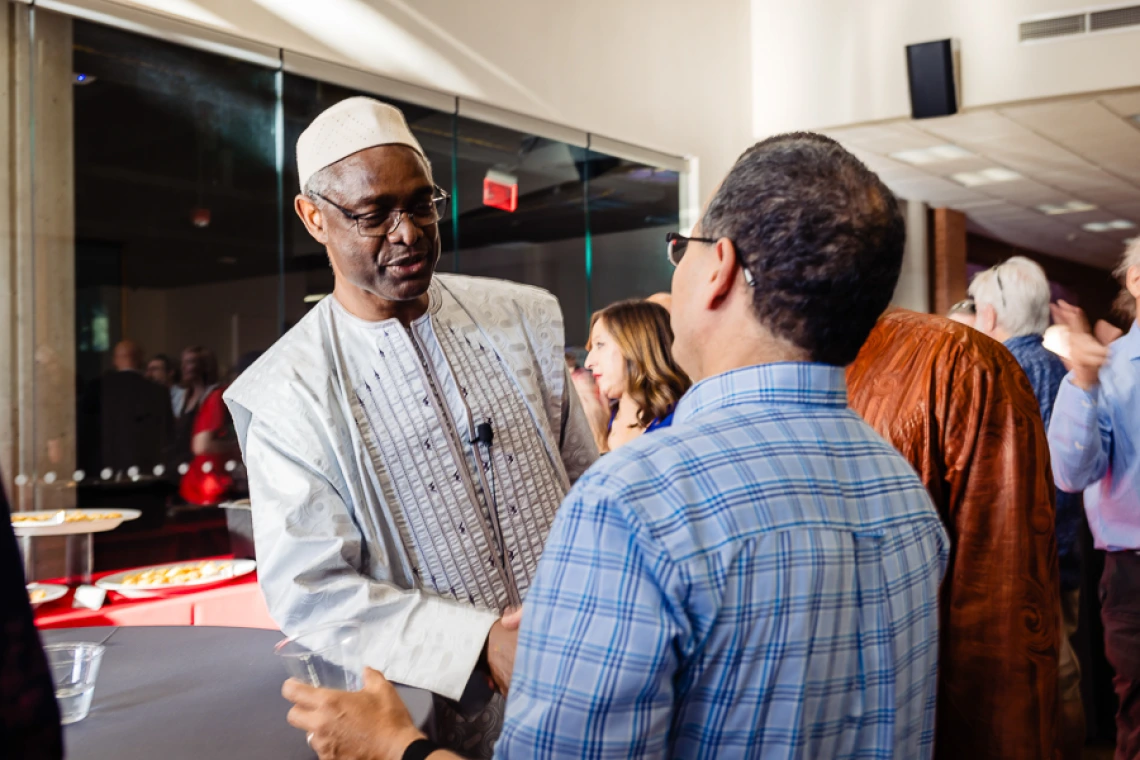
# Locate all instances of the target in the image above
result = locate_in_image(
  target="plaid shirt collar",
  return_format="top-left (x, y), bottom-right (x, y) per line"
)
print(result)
top-left (675, 362), bottom-right (848, 424)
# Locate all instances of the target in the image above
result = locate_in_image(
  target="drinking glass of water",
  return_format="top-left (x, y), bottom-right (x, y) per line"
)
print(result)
top-left (274, 621), bottom-right (362, 691)
top-left (44, 642), bottom-right (105, 725)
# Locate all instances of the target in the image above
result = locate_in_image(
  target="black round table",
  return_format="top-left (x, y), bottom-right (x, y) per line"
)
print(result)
top-left (43, 626), bottom-right (434, 760)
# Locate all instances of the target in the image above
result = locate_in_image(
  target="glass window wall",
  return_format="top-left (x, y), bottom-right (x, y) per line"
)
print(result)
top-left (11, 8), bottom-right (686, 576)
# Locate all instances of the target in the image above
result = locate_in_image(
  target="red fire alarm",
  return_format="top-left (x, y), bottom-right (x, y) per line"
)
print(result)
top-left (483, 170), bottom-right (519, 213)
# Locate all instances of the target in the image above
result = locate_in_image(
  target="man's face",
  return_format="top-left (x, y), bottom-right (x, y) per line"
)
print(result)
top-left (669, 227), bottom-right (709, 379)
top-left (145, 360), bottom-right (169, 386)
top-left (311, 145), bottom-right (441, 304)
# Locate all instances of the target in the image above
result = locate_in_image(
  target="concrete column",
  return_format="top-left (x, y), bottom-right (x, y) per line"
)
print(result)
top-left (931, 207), bottom-right (967, 318)
top-left (0, 5), bottom-right (74, 578)
top-left (30, 8), bottom-right (77, 514)
top-left (891, 199), bottom-right (931, 313)
top-left (0, 4), bottom-right (19, 492)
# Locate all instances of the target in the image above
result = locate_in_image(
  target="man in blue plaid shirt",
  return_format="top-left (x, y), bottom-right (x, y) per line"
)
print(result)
top-left (284, 134), bottom-right (949, 760)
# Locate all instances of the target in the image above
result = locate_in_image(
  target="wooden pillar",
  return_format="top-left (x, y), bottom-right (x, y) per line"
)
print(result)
top-left (931, 207), bottom-right (967, 317)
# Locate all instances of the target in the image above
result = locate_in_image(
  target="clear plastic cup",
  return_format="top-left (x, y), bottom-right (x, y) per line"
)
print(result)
top-left (274, 621), bottom-right (362, 691)
top-left (44, 643), bottom-right (105, 725)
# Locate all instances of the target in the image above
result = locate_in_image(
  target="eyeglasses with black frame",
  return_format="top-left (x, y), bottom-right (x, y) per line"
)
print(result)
top-left (312, 186), bottom-right (450, 238)
top-left (665, 232), bottom-right (756, 286)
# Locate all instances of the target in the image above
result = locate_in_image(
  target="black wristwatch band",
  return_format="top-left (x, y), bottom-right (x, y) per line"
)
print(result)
top-left (402, 738), bottom-right (441, 760)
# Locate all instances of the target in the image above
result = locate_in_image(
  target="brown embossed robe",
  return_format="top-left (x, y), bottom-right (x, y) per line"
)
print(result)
top-left (847, 310), bottom-right (1060, 760)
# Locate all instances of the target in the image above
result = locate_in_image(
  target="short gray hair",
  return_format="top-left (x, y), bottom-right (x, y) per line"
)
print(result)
top-left (968, 256), bottom-right (1051, 337)
top-left (1115, 237), bottom-right (1140, 282)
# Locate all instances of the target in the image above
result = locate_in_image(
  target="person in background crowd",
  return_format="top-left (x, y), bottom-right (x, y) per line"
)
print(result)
top-left (1049, 239), bottom-right (1140, 760)
top-left (171, 346), bottom-right (218, 471)
top-left (179, 351), bottom-right (262, 506)
top-left (645, 291), bottom-right (671, 312)
top-left (947, 296), bottom-right (977, 327)
top-left (968, 256), bottom-right (1084, 758)
top-left (0, 474), bottom-right (63, 759)
top-left (283, 132), bottom-right (948, 760)
top-left (79, 340), bottom-right (174, 477)
top-left (583, 299), bottom-right (689, 452)
top-left (225, 97), bottom-right (596, 757)
top-left (847, 310), bottom-right (1061, 760)
top-left (146, 353), bottom-right (185, 417)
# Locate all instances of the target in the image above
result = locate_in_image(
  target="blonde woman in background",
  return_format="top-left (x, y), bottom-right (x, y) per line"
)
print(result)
top-left (584, 299), bottom-right (690, 452)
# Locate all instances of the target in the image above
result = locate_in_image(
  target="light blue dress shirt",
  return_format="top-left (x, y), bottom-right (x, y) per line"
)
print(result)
top-left (1049, 321), bottom-right (1140, 551)
top-left (496, 363), bottom-right (948, 759)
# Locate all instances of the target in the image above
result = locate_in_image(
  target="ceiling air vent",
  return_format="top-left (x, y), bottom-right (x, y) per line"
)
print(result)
top-left (1021, 4), bottom-right (1140, 42)
top-left (1090, 5), bottom-right (1140, 31)
top-left (1019, 14), bottom-right (1086, 41)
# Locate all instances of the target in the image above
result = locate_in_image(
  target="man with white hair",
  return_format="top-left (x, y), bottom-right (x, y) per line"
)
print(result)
top-left (1049, 240), bottom-right (1140, 759)
top-left (224, 97), bottom-right (597, 756)
top-left (968, 256), bottom-right (1084, 758)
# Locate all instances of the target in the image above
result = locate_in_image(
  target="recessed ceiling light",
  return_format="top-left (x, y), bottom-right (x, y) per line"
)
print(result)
top-left (1083, 220), bottom-right (1136, 233)
top-left (951, 167), bottom-right (1023, 187)
top-left (890, 144), bottom-right (975, 165)
top-left (303, 293), bottom-right (328, 304)
top-left (1036, 201), bottom-right (1098, 215)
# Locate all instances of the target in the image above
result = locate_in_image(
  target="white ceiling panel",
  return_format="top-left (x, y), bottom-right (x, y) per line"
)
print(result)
top-left (827, 88), bottom-right (1140, 271)
top-left (1003, 101), bottom-right (1140, 182)
top-left (1096, 92), bottom-right (1140, 120)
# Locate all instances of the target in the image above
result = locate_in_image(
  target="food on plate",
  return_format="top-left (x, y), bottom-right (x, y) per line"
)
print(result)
top-left (12, 510), bottom-right (122, 524)
top-left (120, 560), bottom-right (232, 587)
top-left (11, 511), bottom-right (64, 524)
top-left (64, 511), bottom-right (122, 522)
top-left (28, 588), bottom-right (48, 603)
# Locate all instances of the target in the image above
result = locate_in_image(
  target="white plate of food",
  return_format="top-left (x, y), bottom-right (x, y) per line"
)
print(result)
top-left (11, 509), bottom-right (141, 537)
top-left (27, 582), bottom-right (68, 607)
top-left (95, 558), bottom-right (256, 597)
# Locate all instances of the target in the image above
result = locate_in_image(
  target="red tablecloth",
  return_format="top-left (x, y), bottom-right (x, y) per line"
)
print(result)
top-left (34, 558), bottom-right (278, 631)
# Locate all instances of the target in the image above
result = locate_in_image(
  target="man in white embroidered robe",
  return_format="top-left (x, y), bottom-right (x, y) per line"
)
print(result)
top-left (224, 98), bottom-right (597, 756)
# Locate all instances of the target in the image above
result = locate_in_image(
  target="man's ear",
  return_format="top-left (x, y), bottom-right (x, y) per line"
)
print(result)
top-left (976, 302), bottom-right (997, 334)
top-left (295, 194), bottom-right (330, 245)
top-left (1127, 264), bottom-right (1140, 300)
top-left (705, 237), bottom-right (742, 310)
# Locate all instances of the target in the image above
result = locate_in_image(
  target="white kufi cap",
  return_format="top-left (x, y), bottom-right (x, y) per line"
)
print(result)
top-left (296, 96), bottom-right (426, 191)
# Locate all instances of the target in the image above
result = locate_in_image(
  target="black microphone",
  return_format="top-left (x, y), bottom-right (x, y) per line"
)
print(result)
top-left (474, 422), bottom-right (494, 446)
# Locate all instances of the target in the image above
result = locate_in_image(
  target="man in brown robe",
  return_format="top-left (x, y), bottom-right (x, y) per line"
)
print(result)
top-left (847, 309), bottom-right (1060, 760)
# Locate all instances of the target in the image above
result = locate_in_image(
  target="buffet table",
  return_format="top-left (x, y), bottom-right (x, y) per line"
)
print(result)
top-left (42, 626), bottom-right (434, 760)
top-left (34, 557), bottom-right (276, 631)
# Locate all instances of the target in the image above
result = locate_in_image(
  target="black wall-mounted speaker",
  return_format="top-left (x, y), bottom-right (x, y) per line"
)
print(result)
top-left (906, 39), bottom-right (958, 120)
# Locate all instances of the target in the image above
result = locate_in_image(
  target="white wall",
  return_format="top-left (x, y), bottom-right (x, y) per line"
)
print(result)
top-left (751, 0), bottom-right (1140, 137)
top-left (99, 0), bottom-right (753, 205)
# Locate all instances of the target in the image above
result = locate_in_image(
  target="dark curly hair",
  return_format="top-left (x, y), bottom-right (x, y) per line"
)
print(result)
top-left (701, 132), bottom-right (906, 366)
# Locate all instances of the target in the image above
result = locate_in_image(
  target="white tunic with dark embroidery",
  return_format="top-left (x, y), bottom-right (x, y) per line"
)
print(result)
top-left (224, 275), bottom-right (597, 754)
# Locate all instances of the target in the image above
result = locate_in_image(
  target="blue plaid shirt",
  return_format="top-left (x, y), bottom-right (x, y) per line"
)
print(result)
top-left (497, 363), bottom-right (948, 759)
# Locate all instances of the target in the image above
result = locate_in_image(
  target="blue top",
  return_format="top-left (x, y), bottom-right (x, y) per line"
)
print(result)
top-left (1049, 321), bottom-right (1140, 551)
top-left (607, 406), bottom-right (675, 434)
top-left (497, 363), bottom-right (948, 759)
top-left (1003, 334), bottom-right (1082, 590)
